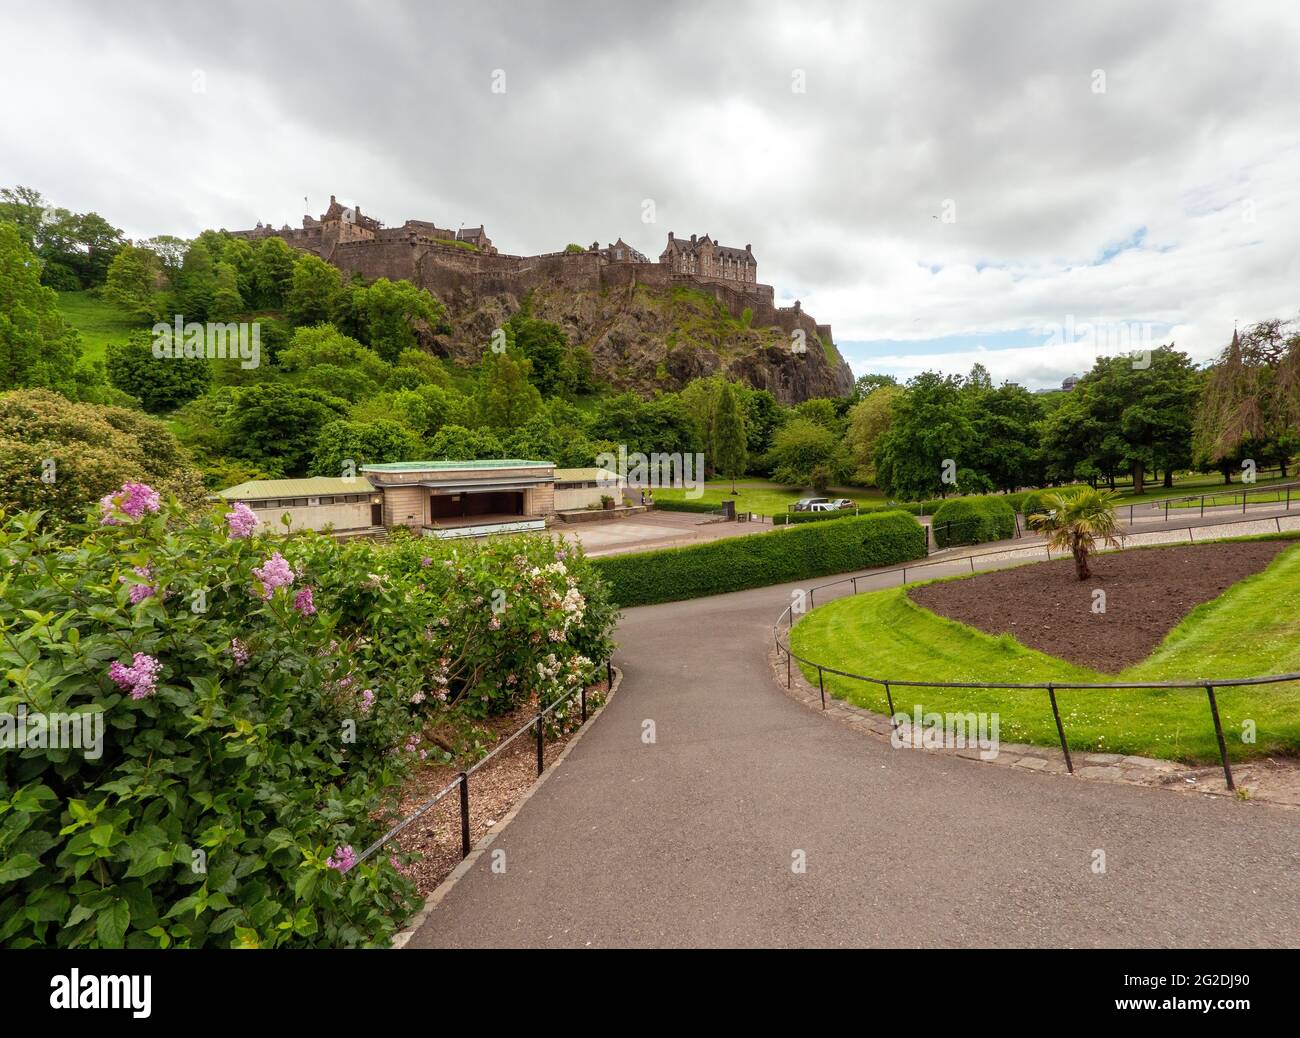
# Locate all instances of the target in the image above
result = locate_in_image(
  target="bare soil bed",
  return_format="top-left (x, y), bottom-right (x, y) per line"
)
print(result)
top-left (907, 541), bottom-right (1290, 672)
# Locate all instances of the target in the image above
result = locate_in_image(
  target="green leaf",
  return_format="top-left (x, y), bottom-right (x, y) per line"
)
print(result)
top-left (0, 853), bottom-right (41, 883)
top-left (96, 900), bottom-right (130, 949)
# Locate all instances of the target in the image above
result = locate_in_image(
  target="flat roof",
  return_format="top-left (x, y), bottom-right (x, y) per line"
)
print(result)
top-left (554, 467), bottom-right (623, 483)
top-left (218, 476), bottom-right (375, 499)
top-left (361, 459), bottom-right (553, 472)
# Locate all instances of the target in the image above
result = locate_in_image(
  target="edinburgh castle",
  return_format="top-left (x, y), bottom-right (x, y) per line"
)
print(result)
top-left (231, 195), bottom-right (839, 377)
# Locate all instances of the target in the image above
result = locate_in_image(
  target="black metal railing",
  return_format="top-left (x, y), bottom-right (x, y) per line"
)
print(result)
top-left (346, 658), bottom-right (615, 871)
top-left (1117, 480), bottom-right (1298, 525)
top-left (774, 528), bottom-right (1300, 790)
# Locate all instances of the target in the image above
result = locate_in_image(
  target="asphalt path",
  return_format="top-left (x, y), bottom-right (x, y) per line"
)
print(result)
top-left (409, 518), bottom-right (1300, 948)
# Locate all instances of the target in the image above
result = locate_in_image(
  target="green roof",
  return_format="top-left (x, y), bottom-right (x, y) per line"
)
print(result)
top-left (554, 467), bottom-right (622, 483)
top-left (218, 476), bottom-right (375, 499)
top-left (361, 459), bottom-right (553, 472)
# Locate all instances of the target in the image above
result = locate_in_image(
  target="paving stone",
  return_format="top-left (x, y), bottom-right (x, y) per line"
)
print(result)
top-left (1076, 765), bottom-right (1125, 782)
top-left (1011, 757), bottom-right (1051, 771)
top-left (1082, 753), bottom-right (1125, 764)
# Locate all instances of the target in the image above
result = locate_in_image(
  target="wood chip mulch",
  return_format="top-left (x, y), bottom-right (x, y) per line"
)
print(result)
top-left (907, 541), bottom-right (1292, 672)
top-left (382, 680), bottom-right (609, 897)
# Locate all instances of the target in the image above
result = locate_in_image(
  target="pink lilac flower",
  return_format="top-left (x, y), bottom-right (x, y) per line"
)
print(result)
top-left (99, 481), bottom-right (161, 524)
top-left (403, 733), bottom-right (429, 760)
top-left (359, 689), bottom-right (376, 715)
top-left (488, 616), bottom-right (501, 631)
top-left (251, 552), bottom-right (295, 599)
top-left (225, 502), bottom-right (258, 539)
top-left (121, 565), bottom-right (159, 604)
top-left (228, 639), bottom-right (250, 667)
top-left (108, 652), bottom-right (162, 700)
top-left (548, 629), bottom-right (564, 642)
top-left (389, 854), bottom-right (413, 877)
top-left (420, 556), bottom-right (433, 567)
top-left (326, 845), bottom-right (358, 872)
top-left (293, 586), bottom-right (316, 616)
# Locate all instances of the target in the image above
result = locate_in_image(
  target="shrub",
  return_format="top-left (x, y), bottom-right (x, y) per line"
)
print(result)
top-left (772, 508), bottom-right (860, 525)
top-left (931, 495), bottom-right (1017, 548)
top-left (1019, 490), bottom-right (1052, 518)
top-left (0, 488), bottom-right (617, 948)
top-left (652, 498), bottom-right (717, 514)
top-left (594, 510), bottom-right (925, 607)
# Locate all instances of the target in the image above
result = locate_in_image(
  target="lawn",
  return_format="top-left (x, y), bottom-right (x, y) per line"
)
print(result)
top-left (58, 289), bottom-right (147, 365)
top-left (653, 479), bottom-right (887, 515)
top-left (789, 539), bottom-right (1300, 763)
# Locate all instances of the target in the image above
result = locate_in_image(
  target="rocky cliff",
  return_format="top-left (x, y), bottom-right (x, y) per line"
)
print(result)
top-left (424, 281), bottom-right (854, 404)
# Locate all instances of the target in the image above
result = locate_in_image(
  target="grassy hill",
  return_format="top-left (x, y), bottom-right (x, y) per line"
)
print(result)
top-left (58, 290), bottom-right (147, 365)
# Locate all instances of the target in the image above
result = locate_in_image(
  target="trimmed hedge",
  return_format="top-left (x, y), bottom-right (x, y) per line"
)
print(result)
top-left (772, 508), bottom-right (863, 525)
top-left (652, 498), bottom-right (718, 514)
top-left (593, 510), bottom-right (926, 607)
top-left (931, 495), bottom-right (1017, 548)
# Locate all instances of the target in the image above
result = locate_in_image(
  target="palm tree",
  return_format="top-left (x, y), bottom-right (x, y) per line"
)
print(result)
top-left (1028, 487), bottom-right (1122, 580)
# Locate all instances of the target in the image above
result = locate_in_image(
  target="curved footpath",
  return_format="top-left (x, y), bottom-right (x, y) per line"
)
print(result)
top-left (407, 519), bottom-right (1300, 948)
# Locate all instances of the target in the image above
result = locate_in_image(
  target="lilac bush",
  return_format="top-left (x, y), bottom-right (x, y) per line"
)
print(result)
top-left (0, 484), bottom-right (617, 948)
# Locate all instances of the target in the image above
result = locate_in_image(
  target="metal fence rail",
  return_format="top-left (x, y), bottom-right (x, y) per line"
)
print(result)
top-left (773, 530), bottom-right (1300, 790)
top-left (346, 658), bottom-right (614, 871)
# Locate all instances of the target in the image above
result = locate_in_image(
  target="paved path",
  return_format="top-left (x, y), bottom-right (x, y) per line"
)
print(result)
top-left (408, 529), bottom-right (1300, 948)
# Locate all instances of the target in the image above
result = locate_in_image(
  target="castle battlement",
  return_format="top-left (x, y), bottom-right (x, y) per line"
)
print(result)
top-left (230, 195), bottom-right (830, 347)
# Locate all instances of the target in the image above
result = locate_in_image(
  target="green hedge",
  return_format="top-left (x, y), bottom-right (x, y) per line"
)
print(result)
top-left (651, 498), bottom-right (718, 514)
top-left (931, 495), bottom-right (1017, 548)
top-left (772, 508), bottom-right (863, 525)
top-left (593, 510), bottom-right (927, 607)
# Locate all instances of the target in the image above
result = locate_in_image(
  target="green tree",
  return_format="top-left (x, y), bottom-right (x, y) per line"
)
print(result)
top-left (103, 243), bottom-right (163, 320)
top-left (310, 419), bottom-right (420, 477)
top-left (210, 260), bottom-right (244, 321)
top-left (844, 383), bottom-right (902, 484)
top-left (106, 331), bottom-right (211, 413)
top-left (358, 278), bottom-right (447, 364)
top-left (768, 417), bottom-right (839, 488)
top-left (276, 324), bottom-right (392, 385)
top-left (1028, 487), bottom-right (1122, 580)
top-left (0, 223), bottom-right (85, 392)
top-left (0, 388), bottom-right (206, 525)
top-left (966, 382), bottom-right (1045, 492)
top-left (287, 253), bottom-right (342, 327)
top-left (873, 372), bottom-right (972, 500)
top-left (427, 423), bottom-right (504, 460)
top-left (220, 383), bottom-right (350, 477)
top-left (252, 235), bottom-right (296, 308)
top-left (507, 313), bottom-right (568, 395)
top-left (1194, 322), bottom-right (1300, 481)
top-left (172, 240), bottom-right (217, 321)
top-left (709, 381), bottom-right (747, 492)
top-left (477, 350), bottom-right (543, 429)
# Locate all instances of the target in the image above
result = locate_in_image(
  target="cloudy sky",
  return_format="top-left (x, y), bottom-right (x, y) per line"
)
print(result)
top-left (4, 0), bottom-right (1299, 388)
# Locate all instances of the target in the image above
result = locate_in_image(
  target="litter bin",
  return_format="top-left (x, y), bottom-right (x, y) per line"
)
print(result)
top-left (721, 499), bottom-right (736, 521)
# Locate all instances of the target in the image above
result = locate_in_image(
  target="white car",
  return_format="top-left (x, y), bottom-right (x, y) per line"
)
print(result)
top-left (828, 498), bottom-right (855, 510)
top-left (809, 501), bottom-right (838, 512)
top-left (793, 497), bottom-right (831, 512)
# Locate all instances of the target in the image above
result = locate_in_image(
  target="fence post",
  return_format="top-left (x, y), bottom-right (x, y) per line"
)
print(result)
top-left (1164, 499), bottom-right (1169, 522)
top-left (581, 682), bottom-right (588, 723)
top-left (969, 555), bottom-right (975, 573)
top-left (1277, 516), bottom-right (1282, 534)
top-left (786, 648), bottom-right (791, 689)
top-left (1130, 504), bottom-right (1134, 523)
top-left (852, 576), bottom-right (858, 594)
top-left (1047, 685), bottom-right (1073, 774)
top-left (459, 773), bottom-right (471, 858)
top-left (1200, 496), bottom-right (1204, 518)
top-left (883, 680), bottom-right (895, 725)
top-left (817, 666), bottom-right (826, 710)
top-left (1204, 684), bottom-right (1235, 790)
top-left (535, 711), bottom-right (544, 776)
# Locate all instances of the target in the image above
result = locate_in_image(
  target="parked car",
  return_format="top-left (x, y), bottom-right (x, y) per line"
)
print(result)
top-left (809, 502), bottom-right (838, 512)
top-left (828, 498), bottom-right (855, 510)
top-left (793, 497), bottom-right (831, 512)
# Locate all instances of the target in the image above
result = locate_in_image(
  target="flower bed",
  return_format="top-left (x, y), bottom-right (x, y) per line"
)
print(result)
top-left (0, 485), bottom-right (617, 948)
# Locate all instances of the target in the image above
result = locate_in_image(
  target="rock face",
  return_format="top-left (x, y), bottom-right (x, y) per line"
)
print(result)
top-left (425, 281), bottom-right (853, 404)
top-left (316, 238), bottom-right (849, 403)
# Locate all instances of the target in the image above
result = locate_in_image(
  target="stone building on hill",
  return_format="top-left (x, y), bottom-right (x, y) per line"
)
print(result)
top-left (659, 232), bottom-right (757, 284)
